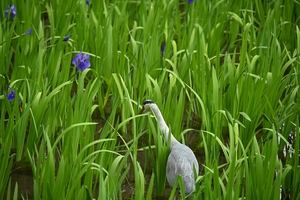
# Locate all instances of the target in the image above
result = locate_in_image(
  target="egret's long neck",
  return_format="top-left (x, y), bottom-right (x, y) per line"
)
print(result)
top-left (151, 105), bottom-right (179, 148)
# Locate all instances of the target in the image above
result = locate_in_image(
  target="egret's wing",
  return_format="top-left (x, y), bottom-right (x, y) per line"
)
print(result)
top-left (166, 144), bottom-right (198, 195)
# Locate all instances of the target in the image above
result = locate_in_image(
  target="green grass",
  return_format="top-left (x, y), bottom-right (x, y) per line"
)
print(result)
top-left (1, 0), bottom-right (300, 199)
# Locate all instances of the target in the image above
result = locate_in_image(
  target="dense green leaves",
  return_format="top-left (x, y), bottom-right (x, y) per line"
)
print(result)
top-left (0, 0), bottom-right (299, 199)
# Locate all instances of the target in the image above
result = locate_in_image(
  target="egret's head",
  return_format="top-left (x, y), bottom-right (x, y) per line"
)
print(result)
top-left (141, 100), bottom-right (156, 114)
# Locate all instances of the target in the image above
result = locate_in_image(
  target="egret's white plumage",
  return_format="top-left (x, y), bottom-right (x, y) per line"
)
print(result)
top-left (142, 100), bottom-right (199, 195)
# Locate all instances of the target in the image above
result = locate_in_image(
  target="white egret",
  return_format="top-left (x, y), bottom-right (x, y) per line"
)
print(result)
top-left (141, 100), bottom-right (199, 195)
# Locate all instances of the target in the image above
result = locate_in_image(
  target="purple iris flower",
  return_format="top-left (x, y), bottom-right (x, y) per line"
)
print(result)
top-left (4, 4), bottom-right (17, 20)
top-left (22, 29), bottom-right (33, 36)
top-left (7, 86), bottom-right (15, 101)
top-left (161, 43), bottom-right (165, 56)
top-left (25, 29), bottom-right (32, 34)
top-left (72, 52), bottom-right (91, 71)
top-left (86, 0), bottom-right (90, 6)
top-left (63, 36), bottom-right (70, 41)
top-left (188, 0), bottom-right (196, 4)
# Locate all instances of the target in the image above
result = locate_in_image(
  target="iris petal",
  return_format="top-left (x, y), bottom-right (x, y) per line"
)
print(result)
top-left (72, 52), bottom-right (91, 71)
top-left (77, 62), bottom-right (86, 71)
top-left (7, 86), bottom-right (15, 101)
top-left (83, 60), bottom-right (91, 70)
top-left (82, 54), bottom-right (89, 61)
top-left (5, 4), bottom-right (17, 20)
top-left (72, 52), bottom-right (82, 65)
top-left (63, 36), bottom-right (70, 41)
top-left (26, 29), bottom-right (33, 35)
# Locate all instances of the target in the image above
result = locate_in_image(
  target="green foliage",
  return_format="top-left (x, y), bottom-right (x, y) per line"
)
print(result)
top-left (0, 0), bottom-right (299, 199)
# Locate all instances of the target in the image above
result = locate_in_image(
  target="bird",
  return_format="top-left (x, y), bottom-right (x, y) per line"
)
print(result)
top-left (141, 100), bottom-right (199, 195)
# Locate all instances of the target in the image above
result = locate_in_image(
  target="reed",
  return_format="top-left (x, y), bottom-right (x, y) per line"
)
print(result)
top-left (0, 0), bottom-right (299, 199)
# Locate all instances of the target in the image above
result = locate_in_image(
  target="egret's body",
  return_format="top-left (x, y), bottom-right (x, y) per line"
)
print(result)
top-left (142, 100), bottom-right (199, 195)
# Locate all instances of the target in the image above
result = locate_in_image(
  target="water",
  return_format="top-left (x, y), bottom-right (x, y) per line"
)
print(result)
top-left (6, 160), bottom-right (34, 199)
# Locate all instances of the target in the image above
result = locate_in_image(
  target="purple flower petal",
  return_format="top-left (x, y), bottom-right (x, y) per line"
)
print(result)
top-left (83, 60), bottom-right (91, 70)
top-left (72, 52), bottom-right (82, 65)
top-left (4, 4), bottom-right (17, 20)
top-left (7, 86), bottom-right (15, 101)
top-left (77, 62), bottom-right (86, 71)
top-left (26, 29), bottom-right (33, 34)
top-left (22, 29), bottom-right (33, 36)
top-left (86, 0), bottom-right (91, 6)
top-left (63, 36), bottom-right (70, 41)
top-left (4, 10), bottom-right (9, 18)
top-left (72, 52), bottom-right (91, 71)
top-left (10, 4), bottom-right (16, 10)
top-left (82, 54), bottom-right (89, 61)
top-left (161, 43), bottom-right (165, 56)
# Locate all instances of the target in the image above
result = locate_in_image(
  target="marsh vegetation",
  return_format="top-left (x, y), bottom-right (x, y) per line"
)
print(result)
top-left (1, 0), bottom-right (299, 199)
